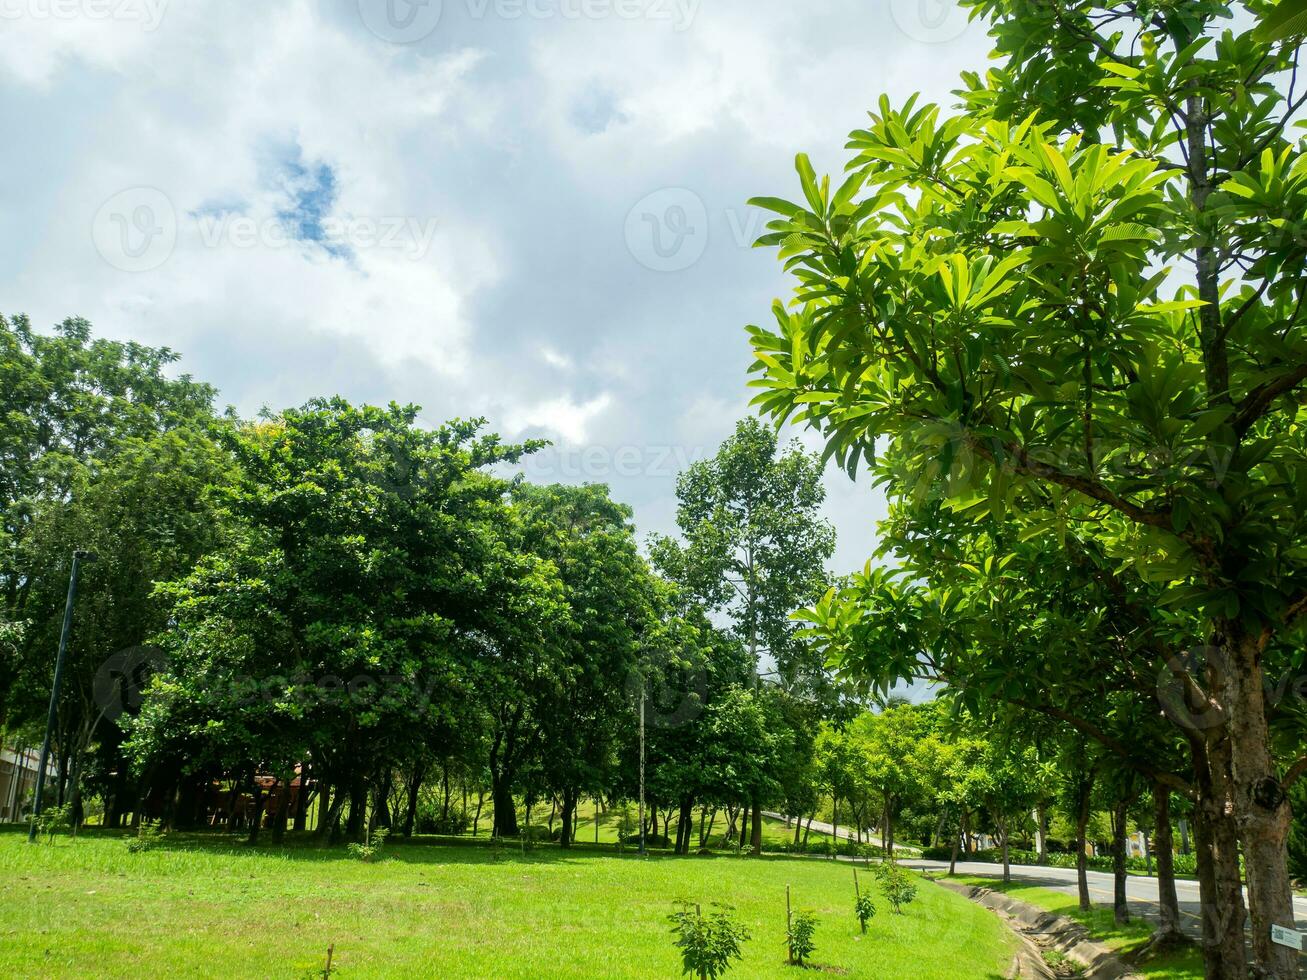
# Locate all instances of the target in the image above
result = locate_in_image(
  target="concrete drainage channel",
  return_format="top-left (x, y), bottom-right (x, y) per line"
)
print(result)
top-left (933, 879), bottom-right (1140, 979)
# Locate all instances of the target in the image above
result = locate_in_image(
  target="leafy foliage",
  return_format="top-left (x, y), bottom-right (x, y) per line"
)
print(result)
top-left (873, 861), bottom-right (918, 915)
top-left (853, 892), bottom-right (876, 934)
top-left (667, 901), bottom-right (750, 980)
top-left (785, 909), bottom-right (818, 966)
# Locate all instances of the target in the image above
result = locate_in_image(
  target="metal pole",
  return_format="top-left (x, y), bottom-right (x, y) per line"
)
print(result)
top-left (28, 551), bottom-right (84, 842)
top-left (638, 683), bottom-right (646, 856)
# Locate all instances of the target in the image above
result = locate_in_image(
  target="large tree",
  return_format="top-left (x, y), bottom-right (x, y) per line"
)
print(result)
top-left (749, 3), bottom-right (1307, 972)
top-left (650, 417), bottom-right (835, 694)
top-left (651, 417), bottom-right (834, 853)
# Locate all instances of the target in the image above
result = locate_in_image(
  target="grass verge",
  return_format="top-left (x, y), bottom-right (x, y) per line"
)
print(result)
top-left (1, 827), bottom-right (1014, 978)
top-left (948, 874), bottom-right (1204, 980)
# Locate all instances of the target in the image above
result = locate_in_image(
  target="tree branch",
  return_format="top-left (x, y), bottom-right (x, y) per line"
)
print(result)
top-left (1232, 362), bottom-right (1307, 437)
top-left (964, 434), bottom-right (1175, 532)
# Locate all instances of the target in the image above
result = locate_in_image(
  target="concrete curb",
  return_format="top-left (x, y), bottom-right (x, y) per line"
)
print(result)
top-left (934, 879), bottom-right (1141, 979)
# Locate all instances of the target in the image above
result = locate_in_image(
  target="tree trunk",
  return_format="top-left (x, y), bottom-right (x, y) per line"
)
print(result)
top-left (374, 771), bottom-right (393, 830)
top-left (1222, 626), bottom-right (1298, 979)
top-left (491, 775), bottom-right (517, 838)
top-left (677, 797), bottom-right (694, 854)
top-left (1076, 788), bottom-right (1092, 913)
top-left (949, 809), bottom-right (962, 876)
top-left (1111, 796), bottom-right (1130, 926)
top-left (885, 799), bottom-right (895, 859)
top-left (402, 763), bottom-right (424, 838)
top-left (315, 782), bottom-right (332, 836)
top-left (293, 763), bottom-right (311, 833)
top-left (831, 795), bottom-right (838, 853)
top-left (1037, 803), bottom-right (1049, 866)
top-left (1000, 814), bottom-right (1011, 885)
top-left (1190, 733), bottom-right (1249, 980)
top-left (248, 778), bottom-right (265, 845)
top-left (559, 788), bottom-right (577, 848)
top-left (473, 787), bottom-right (485, 837)
top-left (272, 774), bottom-right (291, 843)
top-left (345, 775), bottom-right (366, 842)
top-left (1151, 781), bottom-right (1184, 945)
top-left (750, 800), bottom-right (762, 856)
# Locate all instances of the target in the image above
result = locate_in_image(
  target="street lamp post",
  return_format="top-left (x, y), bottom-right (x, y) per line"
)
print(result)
top-left (27, 549), bottom-right (95, 843)
top-left (638, 682), bottom-right (646, 856)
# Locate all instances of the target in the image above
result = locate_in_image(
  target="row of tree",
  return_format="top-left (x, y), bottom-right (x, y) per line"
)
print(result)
top-left (747, 1), bottom-right (1307, 976)
top-left (0, 315), bottom-right (847, 857)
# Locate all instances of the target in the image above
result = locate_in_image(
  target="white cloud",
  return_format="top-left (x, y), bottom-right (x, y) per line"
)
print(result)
top-left (3, 0), bottom-right (996, 569)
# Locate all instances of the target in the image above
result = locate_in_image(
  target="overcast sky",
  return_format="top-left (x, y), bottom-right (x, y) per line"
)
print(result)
top-left (1, 0), bottom-right (993, 574)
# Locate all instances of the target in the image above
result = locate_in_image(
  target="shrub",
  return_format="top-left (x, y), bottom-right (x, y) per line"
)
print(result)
top-left (874, 861), bottom-right (918, 914)
top-left (347, 826), bottom-right (389, 862)
top-left (415, 806), bottom-right (470, 836)
top-left (786, 910), bottom-right (818, 966)
top-left (35, 803), bottom-right (74, 844)
top-left (668, 901), bottom-right (750, 980)
top-left (618, 830), bottom-right (671, 849)
top-left (126, 822), bottom-right (164, 854)
top-left (854, 892), bottom-right (876, 934)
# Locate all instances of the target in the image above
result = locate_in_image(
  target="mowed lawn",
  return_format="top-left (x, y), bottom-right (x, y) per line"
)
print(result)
top-left (1, 828), bottom-right (1015, 979)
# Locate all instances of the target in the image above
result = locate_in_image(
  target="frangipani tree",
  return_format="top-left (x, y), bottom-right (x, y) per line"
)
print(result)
top-left (750, 3), bottom-right (1307, 973)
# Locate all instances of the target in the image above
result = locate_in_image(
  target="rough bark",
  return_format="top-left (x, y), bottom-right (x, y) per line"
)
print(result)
top-left (1151, 780), bottom-right (1184, 944)
top-left (1190, 734), bottom-right (1249, 980)
top-left (1222, 626), bottom-right (1297, 979)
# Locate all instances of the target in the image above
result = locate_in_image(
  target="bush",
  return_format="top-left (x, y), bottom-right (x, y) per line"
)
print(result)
top-left (874, 861), bottom-right (918, 914)
top-left (786, 910), bottom-right (818, 967)
top-left (35, 802), bottom-right (74, 843)
top-left (126, 822), bottom-right (164, 853)
top-left (347, 826), bottom-right (389, 862)
top-left (854, 892), bottom-right (876, 934)
top-left (668, 901), bottom-right (750, 980)
top-left (415, 807), bottom-right (470, 836)
top-left (618, 829), bottom-right (671, 848)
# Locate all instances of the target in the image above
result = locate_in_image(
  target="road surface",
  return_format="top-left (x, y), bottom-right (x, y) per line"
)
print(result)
top-left (767, 812), bottom-right (1307, 940)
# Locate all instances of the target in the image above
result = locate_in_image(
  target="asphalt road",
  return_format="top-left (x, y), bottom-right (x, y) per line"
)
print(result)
top-left (767, 812), bottom-right (1307, 940)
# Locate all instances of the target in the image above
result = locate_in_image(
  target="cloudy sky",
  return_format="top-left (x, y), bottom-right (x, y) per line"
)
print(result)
top-left (1, 0), bottom-right (993, 574)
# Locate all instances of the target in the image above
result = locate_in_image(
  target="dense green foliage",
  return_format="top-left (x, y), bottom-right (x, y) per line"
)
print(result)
top-left (748, 0), bottom-right (1307, 974)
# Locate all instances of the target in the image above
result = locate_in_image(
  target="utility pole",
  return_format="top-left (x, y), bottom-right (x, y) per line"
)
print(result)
top-left (638, 682), bottom-right (646, 856)
top-left (28, 549), bottom-right (95, 842)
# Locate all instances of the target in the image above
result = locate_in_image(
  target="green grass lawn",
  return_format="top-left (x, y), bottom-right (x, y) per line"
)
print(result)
top-left (0, 827), bottom-right (1015, 978)
top-left (949, 874), bottom-right (1205, 980)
